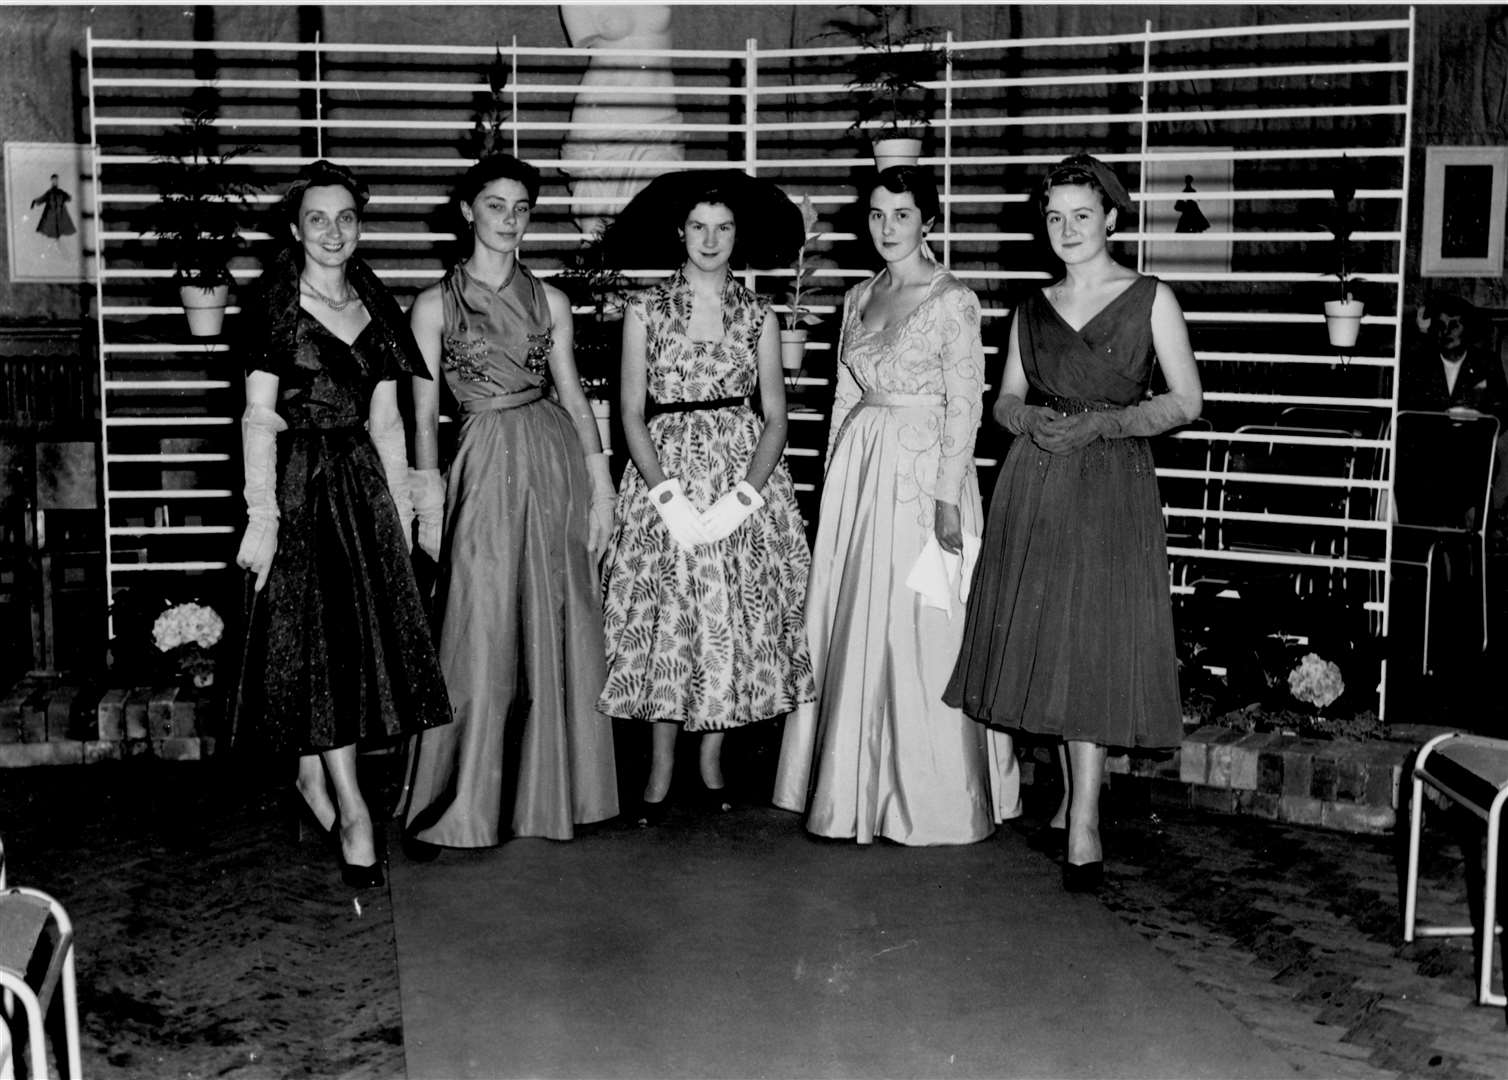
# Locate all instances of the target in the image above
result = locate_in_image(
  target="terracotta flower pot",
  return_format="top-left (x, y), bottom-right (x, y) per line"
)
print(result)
top-left (780, 328), bottom-right (808, 372)
top-left (179, 283), bottom-right (230, 337)
top-left (1323, 299), bottom-right (1365, 348)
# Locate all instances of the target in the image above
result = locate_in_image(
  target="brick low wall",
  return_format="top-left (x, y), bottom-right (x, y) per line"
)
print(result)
top-left (1020, 722), bottom-right (1453, 836)
top-left (0, 672), bottom-right (218, 766)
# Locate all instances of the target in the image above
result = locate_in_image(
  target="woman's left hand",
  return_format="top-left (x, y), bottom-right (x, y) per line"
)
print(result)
top-left (1036, 412), bottom-right (1110, 454)
top-left (934, 499), bottom-right (963, 555)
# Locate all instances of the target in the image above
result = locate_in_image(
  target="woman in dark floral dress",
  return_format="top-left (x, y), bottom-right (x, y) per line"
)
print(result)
top-left (598, 175), bottom-right (814, 823)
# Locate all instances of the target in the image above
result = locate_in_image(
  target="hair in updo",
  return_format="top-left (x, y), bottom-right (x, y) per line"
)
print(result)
top-left (279, 159), bottom-right (369, 229)
top-left (864, 165), bottom-right (940, 222)
top-left (457, 153), bottom-right (541, 207)
top-left (1037, 153), bottom-right (1132, 218)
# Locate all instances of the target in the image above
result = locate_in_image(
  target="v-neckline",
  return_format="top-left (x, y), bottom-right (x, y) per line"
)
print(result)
top-left (857, 268), bottom-right (939, 336)
top-left (1043, 276), bottom-right (1144, 336)
top-left (303, 306), bottom-right (375, 349)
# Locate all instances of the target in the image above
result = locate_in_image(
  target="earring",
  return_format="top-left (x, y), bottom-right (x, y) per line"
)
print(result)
top-left (1106, 225), bottom-right (1116, 237)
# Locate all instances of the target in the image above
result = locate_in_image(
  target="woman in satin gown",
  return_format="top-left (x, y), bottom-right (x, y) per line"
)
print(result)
top-left (944, 154), bottom-right (1202, 891)
top-left (597, 176), bottom-right (814, 824)
top-left (401, 154), bottom-right (619, 848)
top-left (230, 160), bottom-right (451, 890)
top-left (773, 166), bottom-right (1017, 846)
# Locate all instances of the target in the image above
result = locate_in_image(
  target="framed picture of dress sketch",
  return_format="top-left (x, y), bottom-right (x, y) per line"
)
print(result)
top-left (1141, 149), bottom-right (1234, 278)
top-left (5, 142), bottom-right (94, 283)
top-left (1420, 145), bottom-right (1508, 277)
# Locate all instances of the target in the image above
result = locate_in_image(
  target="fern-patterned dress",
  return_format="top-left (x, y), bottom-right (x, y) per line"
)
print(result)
top-left (598, 269), bottom-right (814, 730)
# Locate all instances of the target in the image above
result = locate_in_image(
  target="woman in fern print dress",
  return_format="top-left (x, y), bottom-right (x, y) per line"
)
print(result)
top-left (401, 154), bottom-right (619, 850)
top-left (773, 166), bottom-right (1018, 846)
top-left (598, 176), bottom-right (814, 824)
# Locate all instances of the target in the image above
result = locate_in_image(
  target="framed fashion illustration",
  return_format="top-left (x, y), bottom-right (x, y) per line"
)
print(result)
top-left (5, 142), bottom-right (94, 283)
top-left (1420, 145), bottom-right (1508, 277)
top-left (1141, 150), bottom-right (1233, 278)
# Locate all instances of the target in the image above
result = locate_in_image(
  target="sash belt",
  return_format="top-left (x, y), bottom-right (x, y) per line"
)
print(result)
top-left (460, 386), bottom-right (547, 413)
top-left (859, 392), bottom-right (945, 407)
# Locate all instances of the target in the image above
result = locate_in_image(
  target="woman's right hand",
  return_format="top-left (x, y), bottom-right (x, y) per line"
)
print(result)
top-left (1017, 405), bottom-right (1062, 448)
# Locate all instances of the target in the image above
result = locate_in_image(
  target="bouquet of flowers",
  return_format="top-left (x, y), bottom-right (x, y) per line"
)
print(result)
top-left (152, 601), bottom-right (224, 687)
top-left (1288, 652), bottom-right (1344, 711)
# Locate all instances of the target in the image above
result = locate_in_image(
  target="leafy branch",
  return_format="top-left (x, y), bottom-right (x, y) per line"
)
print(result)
top-left (783, 195), bottom-right (823, 332)
top-left (467, 47), bottom-right (513, 160)
top-left (824, 5), bottom-right (943, 139)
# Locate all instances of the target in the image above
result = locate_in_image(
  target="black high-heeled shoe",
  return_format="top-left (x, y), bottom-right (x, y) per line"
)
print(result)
top-left (336, 822), bottom-right (386, 889)
top-left (697, 783), bottom-right (734, 814)
top-left (636, 796), bottom-right (671, 827)
top-left (1063, 860), bottom-right (1104, 893)
top-left (292, 794), bottom-right (338, 848)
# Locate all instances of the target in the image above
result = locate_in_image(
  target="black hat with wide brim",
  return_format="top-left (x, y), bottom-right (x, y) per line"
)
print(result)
top-left (601, 169), bottom-right (805, 271)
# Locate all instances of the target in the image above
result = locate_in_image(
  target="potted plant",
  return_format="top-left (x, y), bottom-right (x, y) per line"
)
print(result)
top-left (558, 231), bottom-right (629, 453)
top-left (150, 91), bottom-right (258, 337)
top-left (467, 46), bottom-right (512, 160)
top-left (1318, 154), bottom-right (1365, 349)
top-left (780, 195), bottom-right (823, 373)
top-left (825, 5), bottom-right (943, 169)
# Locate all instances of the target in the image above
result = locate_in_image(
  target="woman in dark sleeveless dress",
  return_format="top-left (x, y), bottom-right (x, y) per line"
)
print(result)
top-left (400, 154), bottom-right (619, 850)
top-left (945, 154), bottom-right (1202, 890)
top-left (231, 160), bottom-right (451, 890)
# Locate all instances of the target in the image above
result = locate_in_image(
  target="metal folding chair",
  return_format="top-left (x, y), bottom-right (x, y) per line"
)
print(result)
top-left (1404, 732), bottom-right (1508, 1007)
top-left (0, 838), bottom-right (81, 1080)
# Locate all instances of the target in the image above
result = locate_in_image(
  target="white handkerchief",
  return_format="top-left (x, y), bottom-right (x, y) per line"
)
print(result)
top-left (905, 532), bottom-right (982, 615)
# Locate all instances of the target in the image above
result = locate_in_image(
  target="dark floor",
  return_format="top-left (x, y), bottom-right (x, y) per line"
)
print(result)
top-left (1, 744), bottom-right (1504, 1080)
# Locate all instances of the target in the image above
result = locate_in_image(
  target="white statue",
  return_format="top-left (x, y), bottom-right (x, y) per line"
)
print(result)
top-left (558, 4), bottom-right (685, 239)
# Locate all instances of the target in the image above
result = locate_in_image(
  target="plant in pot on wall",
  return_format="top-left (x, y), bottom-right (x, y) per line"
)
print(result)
top-left (1318, 154), bottom-right (1365, 349)
top-left (558, 231), bottom-right (629, 454)
top-left (150, 92), bottom-right (258, 337)
top-left (780, 195), bottom-right (823, 375)
top-left (825, 5), bottom-right (943, 170)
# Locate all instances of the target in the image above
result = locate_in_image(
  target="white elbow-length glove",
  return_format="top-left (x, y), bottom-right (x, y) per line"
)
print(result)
top-left (408, 467), bottom-right (446, 562)
top-left (647, 477), bottom-right (711, 551)
top-left (700, 481), bottom-right (765, 543)
top-left (584, 452), bottom-right (617, 558)
top-left (369, 420), bottom-right (414, 551)
top-left (236, 403), bottom-right (287, 592)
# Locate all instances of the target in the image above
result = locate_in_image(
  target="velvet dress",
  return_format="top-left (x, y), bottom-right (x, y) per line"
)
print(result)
top-left (944, 275), bottom-right (1182, 748)
top-left (230, 255), bottom-right (451, 755)
top-left (597, 269), bottom-right (814, 731)
top-left (773, 267), bottom-right (1017, 846)
top-left (402, 262), bottom-right (619, 845)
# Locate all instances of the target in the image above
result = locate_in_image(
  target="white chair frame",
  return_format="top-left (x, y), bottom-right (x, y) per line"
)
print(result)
top-left (1403, 731), bottom-right (1508, 1008)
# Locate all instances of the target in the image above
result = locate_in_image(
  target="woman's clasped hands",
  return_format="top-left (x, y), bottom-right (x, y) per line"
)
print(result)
top-left (1018, 406), bottom-right (1115, 454)
top-left (648, 476), bottom-right (764, 550)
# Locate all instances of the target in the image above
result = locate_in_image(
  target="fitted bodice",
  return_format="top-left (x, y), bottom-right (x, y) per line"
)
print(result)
top-left (439, 261), bottom-right (555, 404)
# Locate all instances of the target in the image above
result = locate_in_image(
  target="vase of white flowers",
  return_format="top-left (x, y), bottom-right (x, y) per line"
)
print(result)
top-left (152, 601), bottom-right (225, 687)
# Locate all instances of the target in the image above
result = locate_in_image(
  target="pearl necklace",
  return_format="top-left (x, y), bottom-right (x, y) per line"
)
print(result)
top-left (300, 276), bottom-right (360, 311)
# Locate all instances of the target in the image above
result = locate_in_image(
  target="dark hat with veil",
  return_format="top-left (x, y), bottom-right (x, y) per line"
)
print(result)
top-left (601, 169), bottom-right (805, 271)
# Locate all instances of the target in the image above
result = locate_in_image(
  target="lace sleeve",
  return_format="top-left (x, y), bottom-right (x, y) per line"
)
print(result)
top-left (824, 288), bottom-right (863, 471)
top-left (934, 284), bottom-right (986, 503)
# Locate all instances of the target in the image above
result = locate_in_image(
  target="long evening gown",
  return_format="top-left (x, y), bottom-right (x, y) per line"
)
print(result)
top-left (773, 266), bottom-right (1018, 846)
top-left (231, 301), bottom-right (450, 755)
top-left (598, 269), bottom-right (814, 731)
top-left (402, 262), bottom-right (618, 845)
top-left (944, 275), bottom-right (1182, 748)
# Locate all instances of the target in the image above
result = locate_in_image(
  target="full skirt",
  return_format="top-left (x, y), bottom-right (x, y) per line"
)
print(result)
top-left (773, 401), bottom-right (1016, 845)
top-left (403, 401), bottom-right (618, 845)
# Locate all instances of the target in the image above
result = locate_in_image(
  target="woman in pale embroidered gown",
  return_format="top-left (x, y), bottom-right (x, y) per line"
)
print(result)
top-left (944, 154), bottom-right (1202, 891)
top-left (598, 172), bottom-right (814, 824)
top-left (773, 166), bottom-right (1018, 846)
top-left (401, 154), bottom-right (619, 849)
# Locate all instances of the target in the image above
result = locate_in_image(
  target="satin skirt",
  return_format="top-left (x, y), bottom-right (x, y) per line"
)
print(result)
top-left (772, 399), bottom-right (1018, 846)
top-left (402, 399), bottom-right (618, 845)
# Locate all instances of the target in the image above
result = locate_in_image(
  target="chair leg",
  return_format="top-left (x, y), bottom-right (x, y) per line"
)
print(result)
top-left (60, 945), bottom-right (80, 1080)
top-left (1405, 776), bottom-right (1424, 941)
top-left (1482, 807), bottom-right (1507, 1007)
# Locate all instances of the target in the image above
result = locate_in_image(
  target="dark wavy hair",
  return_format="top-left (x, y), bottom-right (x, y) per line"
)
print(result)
top-left (277, 159), bottom-right (370, 231)
top-left (864, 165), bottom-right (941, 223)
top-left (673, 181), bottom-right (741, 226)
top-left (457, 153), bottom-right (541, 207)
